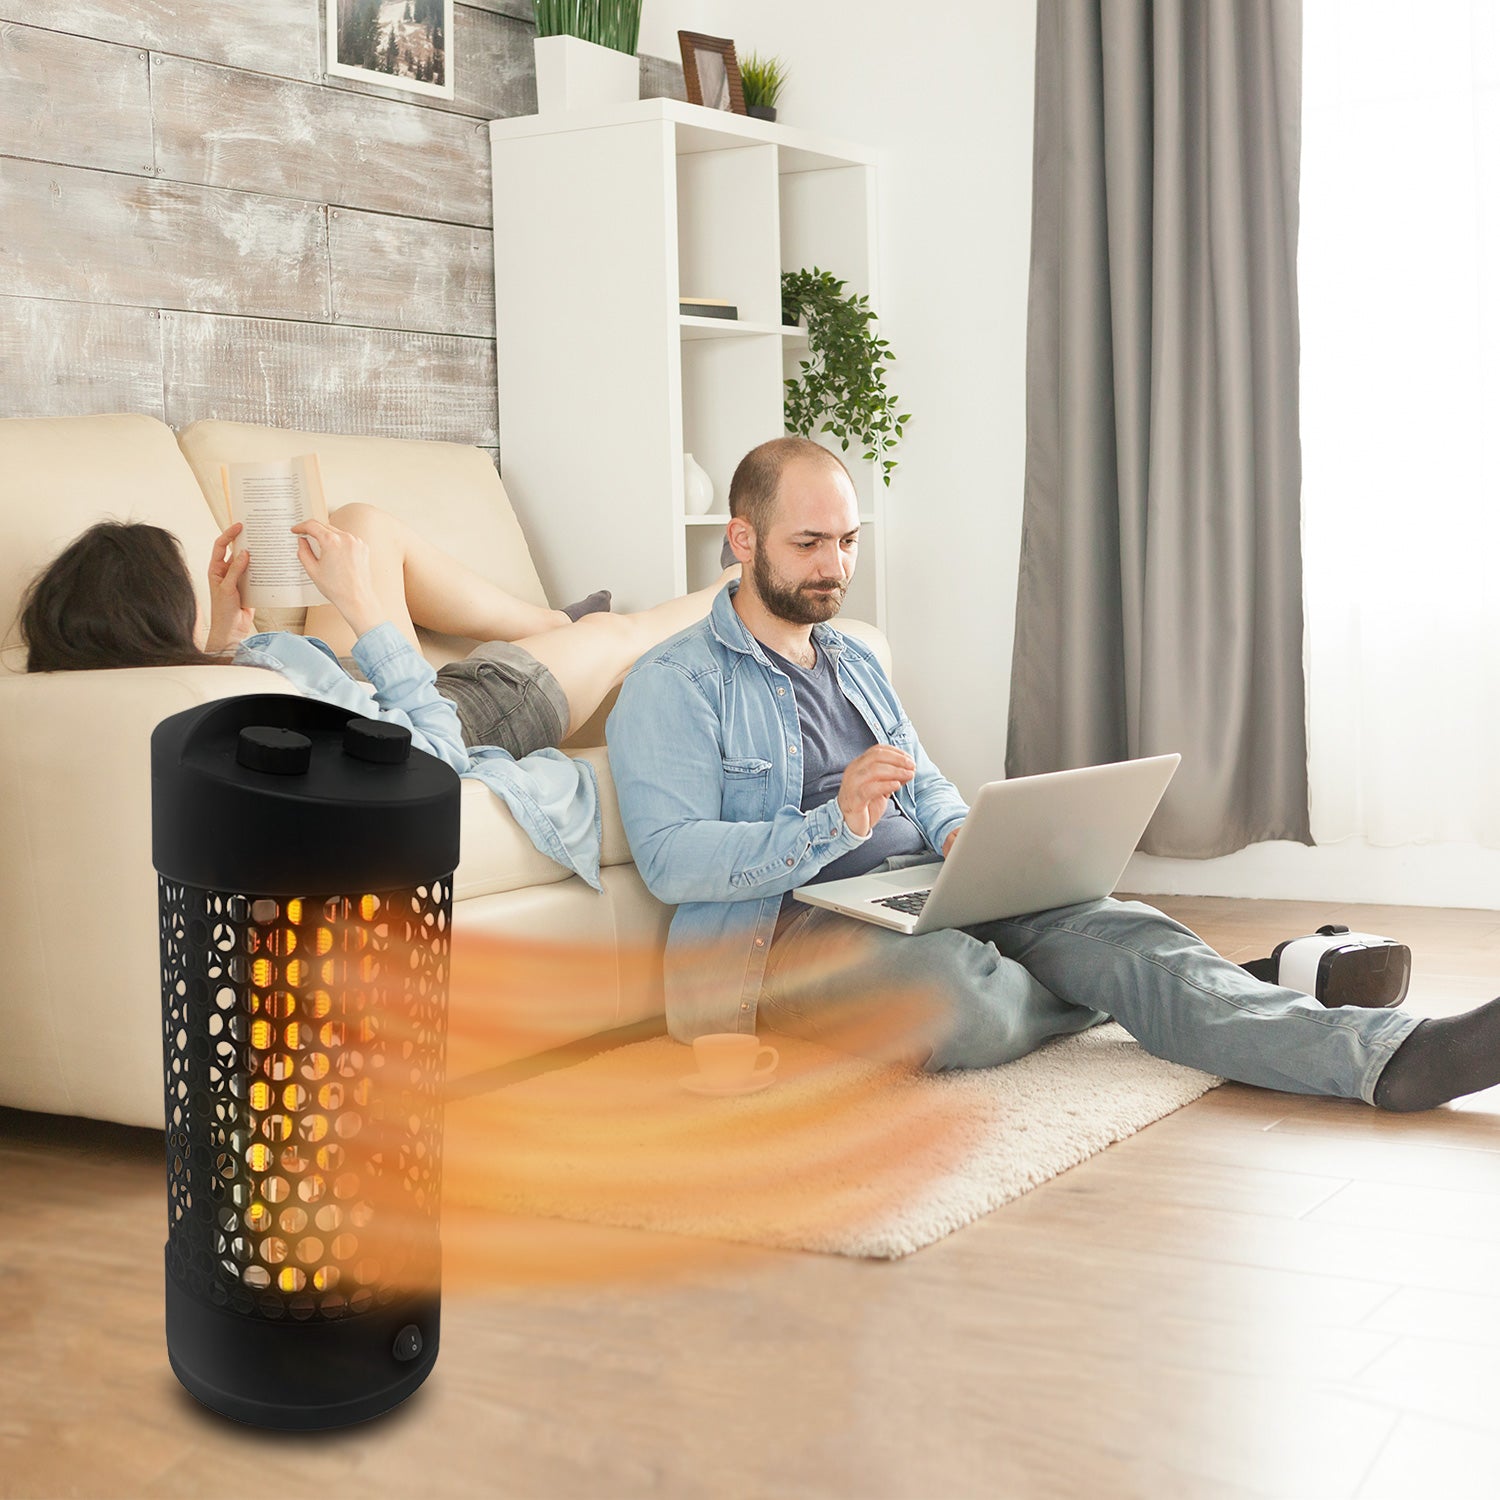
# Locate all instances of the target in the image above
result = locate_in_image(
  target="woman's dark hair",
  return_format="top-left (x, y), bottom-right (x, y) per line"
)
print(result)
top-left (20, 520), bottom-right (235, 672)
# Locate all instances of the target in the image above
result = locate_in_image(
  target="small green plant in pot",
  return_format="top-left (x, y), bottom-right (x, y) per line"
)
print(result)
top-left (740, 53), bottom-right (787, 122)
top-left (782, 267), bottom-right (910, 486)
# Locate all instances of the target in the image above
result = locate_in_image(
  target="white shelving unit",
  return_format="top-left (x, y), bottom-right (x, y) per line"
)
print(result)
top-left (488, 97), bottom-right (886, 627)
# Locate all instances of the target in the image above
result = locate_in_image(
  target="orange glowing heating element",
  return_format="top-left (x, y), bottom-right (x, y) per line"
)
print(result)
top-left (215, 885), bottom-right (448, 1315)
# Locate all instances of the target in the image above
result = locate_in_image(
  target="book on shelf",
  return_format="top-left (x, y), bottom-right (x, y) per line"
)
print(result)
top-left (221, 454), bottom-right (331, 609)
top-left (680, 296), bottom-right (738, 321)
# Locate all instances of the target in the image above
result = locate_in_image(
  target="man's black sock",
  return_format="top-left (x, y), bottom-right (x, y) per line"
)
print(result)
top-left (561, 589), bottom-right (611, 622)
top-left (1372, 996), bottom-right (1500, 1111)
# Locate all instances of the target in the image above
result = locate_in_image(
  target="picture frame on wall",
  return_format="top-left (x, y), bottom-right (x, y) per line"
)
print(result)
top-left (677, 31), bottom-right (747, 115)
top-left (327, 0), bottom-right (456, 101)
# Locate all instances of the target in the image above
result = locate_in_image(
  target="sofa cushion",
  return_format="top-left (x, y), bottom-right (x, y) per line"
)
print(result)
top-left (0, 414), bottom-right (222, 671)
top-left (175, 420), bottom-right (549, 663)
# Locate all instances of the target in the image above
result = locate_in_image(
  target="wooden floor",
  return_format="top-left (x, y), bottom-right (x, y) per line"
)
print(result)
top-left (5, 896), bottom-right (1500, 1500)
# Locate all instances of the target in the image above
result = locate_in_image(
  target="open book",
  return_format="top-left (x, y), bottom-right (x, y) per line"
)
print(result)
top-left (221, 454), bottom-right (331, 610)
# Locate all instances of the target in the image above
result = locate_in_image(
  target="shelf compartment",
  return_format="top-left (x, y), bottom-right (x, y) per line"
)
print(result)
top-left (781, 164), bottom-right (877, 300)
top-left (681, 335), bottom-right (783, 515)
top-left (677, 142), bottom-right (780, 328)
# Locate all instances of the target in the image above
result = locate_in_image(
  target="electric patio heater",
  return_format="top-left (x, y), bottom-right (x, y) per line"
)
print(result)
top-left (152, 695), bottom-right (461, 1429)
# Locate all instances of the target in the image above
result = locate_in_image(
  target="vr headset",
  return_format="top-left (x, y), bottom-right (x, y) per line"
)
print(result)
top-left (1242, 924), bottom-right (1411, 1010)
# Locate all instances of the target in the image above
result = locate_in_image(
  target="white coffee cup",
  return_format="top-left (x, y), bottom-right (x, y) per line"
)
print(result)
top-left (692, 1032), bottom-right (779, 1086)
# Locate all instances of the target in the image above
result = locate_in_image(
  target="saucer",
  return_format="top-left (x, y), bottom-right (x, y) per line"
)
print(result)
top-left (678, 1071), bottom-right (777, 1097)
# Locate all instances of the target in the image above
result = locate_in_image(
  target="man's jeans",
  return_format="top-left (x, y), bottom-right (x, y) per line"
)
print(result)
top-left (761, 860), bottom-right (1422, 1103)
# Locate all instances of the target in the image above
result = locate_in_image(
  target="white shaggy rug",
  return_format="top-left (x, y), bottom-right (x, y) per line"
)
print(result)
top-left (443, 1024), bottom-right (1222, 1260)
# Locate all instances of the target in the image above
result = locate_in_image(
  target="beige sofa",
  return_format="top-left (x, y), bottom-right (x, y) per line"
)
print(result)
top-left (0, 413), bottom-right (891, 1130)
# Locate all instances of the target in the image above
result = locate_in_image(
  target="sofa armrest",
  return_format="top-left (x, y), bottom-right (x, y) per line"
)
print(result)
top-left (0, 663), bottom-right (299, 1125)
top-left (830, 617), bottom-right (892, 677)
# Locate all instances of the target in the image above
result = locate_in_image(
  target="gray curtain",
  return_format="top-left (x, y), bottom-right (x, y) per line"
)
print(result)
top-left (1006, 0), bottom-right (1310, 857)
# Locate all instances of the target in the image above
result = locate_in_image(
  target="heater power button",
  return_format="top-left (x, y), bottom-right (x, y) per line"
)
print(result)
top-left (393, 1324), bottom-right (424, 1362)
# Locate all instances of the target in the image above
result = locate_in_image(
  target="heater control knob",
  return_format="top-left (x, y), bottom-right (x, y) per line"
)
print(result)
top-left (344, 718), bottom-right (412, 765)
top-left (393, 1323), bottom-right (424, 1362)
top-left (236, 725), bottom-right (312, 775)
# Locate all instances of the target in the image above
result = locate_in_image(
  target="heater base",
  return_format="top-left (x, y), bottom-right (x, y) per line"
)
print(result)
top-left (166, 1259), bottom-right (440, 1430)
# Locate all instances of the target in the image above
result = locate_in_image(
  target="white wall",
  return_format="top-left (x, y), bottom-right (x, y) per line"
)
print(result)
top-left (648, 0), bottom-right (1040, 804)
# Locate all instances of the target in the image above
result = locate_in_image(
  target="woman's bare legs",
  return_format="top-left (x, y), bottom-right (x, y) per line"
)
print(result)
top-left (511, 569), bottom-right (740, 739)
top-left (300, 502), bottom-right (740, 736)
top-left (303, 503), bottom-right (570, 657)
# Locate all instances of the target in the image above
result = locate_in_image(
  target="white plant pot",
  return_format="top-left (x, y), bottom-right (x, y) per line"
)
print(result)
top-left (683, 452), bottom-right (715, 516)
top-left (533, 34), bottom-right (639, 114)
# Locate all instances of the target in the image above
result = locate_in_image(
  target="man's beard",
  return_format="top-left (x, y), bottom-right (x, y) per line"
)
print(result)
top-left (751, 546), bottom-right (848, 626)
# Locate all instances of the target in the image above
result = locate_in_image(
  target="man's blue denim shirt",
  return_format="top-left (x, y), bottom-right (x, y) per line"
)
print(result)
top-left (607, 581), bottom-right (969, 1039)
top-left (233, 623), bottom-right (604, 891)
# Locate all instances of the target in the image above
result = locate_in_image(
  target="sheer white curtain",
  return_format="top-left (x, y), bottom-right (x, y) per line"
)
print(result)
top-left (1301, 0), bottom-right (1500, 850)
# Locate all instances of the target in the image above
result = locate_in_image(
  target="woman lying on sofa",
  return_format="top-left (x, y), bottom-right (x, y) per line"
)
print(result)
top-left (19, 503), bottom-right (740, 888)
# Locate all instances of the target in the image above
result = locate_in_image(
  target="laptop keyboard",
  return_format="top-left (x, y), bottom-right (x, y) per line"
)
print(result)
top-left (873, 889), bottom-right (932, 917)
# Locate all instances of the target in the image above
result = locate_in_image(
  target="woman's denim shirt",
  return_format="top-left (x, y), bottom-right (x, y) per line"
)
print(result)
top-left (606, 582), bottom-right (968, 1039)
top-left (233, 624), bottom-right (603, 891)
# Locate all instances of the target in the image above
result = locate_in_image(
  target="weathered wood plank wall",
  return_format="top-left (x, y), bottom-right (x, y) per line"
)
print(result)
top-left (0, 3), bottom-right (684, 454)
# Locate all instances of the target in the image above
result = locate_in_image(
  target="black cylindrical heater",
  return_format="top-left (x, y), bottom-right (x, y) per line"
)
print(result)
top-left (151, 695), bottom-right (461, 1429)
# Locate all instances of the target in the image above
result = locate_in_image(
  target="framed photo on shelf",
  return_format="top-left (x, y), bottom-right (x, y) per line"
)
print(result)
top-left (327, 0), bottom-right (456, 101)
top-left (677, 31), bottom-right (747, 114)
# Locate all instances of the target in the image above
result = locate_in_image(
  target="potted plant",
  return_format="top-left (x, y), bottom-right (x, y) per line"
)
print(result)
top-left (782, 267), bottom-right (910, 486)
top-left (532, 0), bottom-right (641, 114)
top-left (739, 52), bottom-right (787, 122)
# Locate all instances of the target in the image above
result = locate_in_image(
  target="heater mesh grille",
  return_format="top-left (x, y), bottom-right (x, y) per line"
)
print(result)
top-left (161, 877), bottom-right (450, 1321)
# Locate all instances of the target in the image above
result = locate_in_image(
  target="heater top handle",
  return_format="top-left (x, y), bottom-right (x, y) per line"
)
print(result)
top-left (151, 694), bottom-right (460, 894)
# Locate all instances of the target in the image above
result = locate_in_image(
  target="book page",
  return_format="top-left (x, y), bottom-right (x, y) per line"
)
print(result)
top-left (222, 454), bottom-right (331, 609)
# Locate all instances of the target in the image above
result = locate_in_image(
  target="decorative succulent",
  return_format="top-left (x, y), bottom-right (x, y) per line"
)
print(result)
top-left (781, 268), bottom-right (909, 486)
top-left (532, 0), bottom-right (641, 55)
top-left (739, 52), bottom-right (788, 110)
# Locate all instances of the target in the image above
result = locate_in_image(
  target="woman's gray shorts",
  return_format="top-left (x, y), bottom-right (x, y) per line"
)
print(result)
top-left (338, 640), bottom-right (569, 756)
top-left (432, 641), bottom-right (570, 756)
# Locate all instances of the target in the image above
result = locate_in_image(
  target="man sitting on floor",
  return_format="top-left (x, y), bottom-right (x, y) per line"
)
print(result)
top-left (606, 436), bottom-right (1499, 1112)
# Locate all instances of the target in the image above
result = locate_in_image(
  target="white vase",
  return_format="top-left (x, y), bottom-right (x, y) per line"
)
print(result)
top-left (533, 34), bottom-right (639, 114)
top-left (683, 453), bottom-right (715, 516)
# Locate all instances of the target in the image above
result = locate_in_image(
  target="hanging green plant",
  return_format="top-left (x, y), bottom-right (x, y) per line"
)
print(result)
top-left (781, 267), bottom-right (909, 486)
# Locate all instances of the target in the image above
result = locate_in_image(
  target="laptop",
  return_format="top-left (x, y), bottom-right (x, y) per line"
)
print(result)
top-left (793, 753), bottom-right (1181, 935)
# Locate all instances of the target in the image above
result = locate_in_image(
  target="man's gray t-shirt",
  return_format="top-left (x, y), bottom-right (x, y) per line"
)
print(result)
top-left (762, 640), bottom-right (927, 934)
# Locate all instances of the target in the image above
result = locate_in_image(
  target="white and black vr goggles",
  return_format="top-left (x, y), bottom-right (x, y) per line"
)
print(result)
top-left (1242, 924), bottom-right (1411, 1010)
